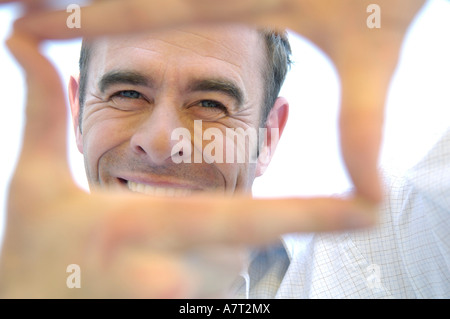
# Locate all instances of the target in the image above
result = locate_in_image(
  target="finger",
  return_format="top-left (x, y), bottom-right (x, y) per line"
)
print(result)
top-left (11, 0), bottom-right (284, 41)
top-left (0, 0), bottom-right (59, 13)
top-left (101, 247), bottom-right (245, 298)
top-left (173, 196), bottom-right (377, 246)
top-left (338, 63), bottom-right (392, 204)
top-left (97, 193), bottom-right (377, 251)
top-left (92, 250), bottom-right (197, 298)
top-left (0, 0), bottom-right (36, 3)
top-left (0, 0), bottom-right (45, 3)
top-left (6, 31), bottom-right (72, 182)
top-left (0, 0), bottom-right (87, 6)
top-left (336, 1), bottom-right (426, 204)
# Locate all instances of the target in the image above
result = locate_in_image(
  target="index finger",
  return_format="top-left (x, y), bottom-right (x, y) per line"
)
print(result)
top-left (6, 29), bottom-right (72, 184)
top-left (10, 0), bottom-right (283, 40)
top-left (0, 0), bottom-right (66, 12)
top-left (97, 193), bottom-right (376, 251)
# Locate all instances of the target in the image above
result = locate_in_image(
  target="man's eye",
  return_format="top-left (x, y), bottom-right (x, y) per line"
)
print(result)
top-left (108, 90), bottom-right (148, 111)
top-left (116, 90), bottom-right (142, 99)
top-left (200, 100), bottom-right (227, 112)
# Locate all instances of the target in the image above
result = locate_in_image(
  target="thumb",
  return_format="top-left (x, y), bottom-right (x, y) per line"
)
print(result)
top-left (6, 30), bottom-right (72, 183)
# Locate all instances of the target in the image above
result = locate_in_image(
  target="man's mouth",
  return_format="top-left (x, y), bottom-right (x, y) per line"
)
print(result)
top-left (126, 180), bottom-right (194, 197)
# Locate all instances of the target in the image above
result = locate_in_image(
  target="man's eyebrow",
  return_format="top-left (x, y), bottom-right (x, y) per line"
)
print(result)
top-left (98, 72), bottom-right (244, 106)
top-left (187, 79), bottom-right (244, 107)
top-left (98, 71), bottom-right (151, 93)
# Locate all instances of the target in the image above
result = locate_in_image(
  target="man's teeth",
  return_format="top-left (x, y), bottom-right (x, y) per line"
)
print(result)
top-left (127, 181), bottom-right (193, 197)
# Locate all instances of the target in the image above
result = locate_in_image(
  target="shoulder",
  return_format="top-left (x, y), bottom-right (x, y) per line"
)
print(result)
top-left (376, 127), bottom-right (450, 297)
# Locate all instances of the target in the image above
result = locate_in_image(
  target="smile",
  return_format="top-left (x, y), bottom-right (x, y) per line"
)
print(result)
top-left (126, 180), bottom-right (193, 197)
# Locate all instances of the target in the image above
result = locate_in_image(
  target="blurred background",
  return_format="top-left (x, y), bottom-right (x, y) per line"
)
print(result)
top-left (1, 0), bottom-right (450, 246)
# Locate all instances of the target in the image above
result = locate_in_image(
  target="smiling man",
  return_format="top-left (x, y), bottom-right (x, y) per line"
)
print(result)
top-left (2, 0), bottom-right (447, 299)
top-left (69, 24), bottom-right (291, 197)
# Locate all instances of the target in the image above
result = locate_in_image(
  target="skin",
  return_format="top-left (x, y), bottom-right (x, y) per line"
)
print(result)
top-left (0, 0), bottom-right (425, 298)
top-left (70, 25), bottom-right (288, 196)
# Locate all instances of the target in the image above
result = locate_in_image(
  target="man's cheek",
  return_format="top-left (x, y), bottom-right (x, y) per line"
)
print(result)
top-left (211, 161), bottom-right (239, 194)
top-left (81, 127), bottom-right (119, 176)
top-left (84, 119), bottom-right (132, 153)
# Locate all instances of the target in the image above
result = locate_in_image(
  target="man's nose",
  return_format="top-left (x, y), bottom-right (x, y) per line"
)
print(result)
top-left (129, 104), bottom-right (190, 165)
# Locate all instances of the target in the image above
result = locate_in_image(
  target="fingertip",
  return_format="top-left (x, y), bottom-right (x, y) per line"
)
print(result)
top-left (5, 29), bottom-right (41, 73)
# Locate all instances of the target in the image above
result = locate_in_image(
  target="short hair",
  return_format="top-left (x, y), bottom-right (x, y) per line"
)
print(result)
top-left (78, 28), bottom-right (292, 128)
top-left (259, 29), bottom-right (292, 125)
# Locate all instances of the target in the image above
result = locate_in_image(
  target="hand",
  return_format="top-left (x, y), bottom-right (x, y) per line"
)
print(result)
top-left (264, 0), bottom-right (427, 203)
top-left (6, 0), bottom-right (426, 202)
top-left (0, 0), bottom-right (423, 298)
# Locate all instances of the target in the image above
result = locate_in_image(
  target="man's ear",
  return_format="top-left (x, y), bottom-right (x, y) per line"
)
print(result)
top-left (255, 97), bottom-right (289, 177)
top-left (68, 75), bottom-right (84, 154)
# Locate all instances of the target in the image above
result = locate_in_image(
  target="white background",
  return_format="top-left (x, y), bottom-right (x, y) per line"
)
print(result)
top-left (1, 0), bottom-right (450, 246)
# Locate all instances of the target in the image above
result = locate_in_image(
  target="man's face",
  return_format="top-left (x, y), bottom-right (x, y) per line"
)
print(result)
top-left (74, 25), bottom-right (269, 197)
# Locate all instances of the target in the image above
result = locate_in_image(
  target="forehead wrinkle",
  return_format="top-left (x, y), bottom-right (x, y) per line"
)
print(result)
top-left (176, 30), bottom-right (243, 57)
top-left (113, 45), bottom-right (160, 55)
top-left (151, 37), bottom-right (243, 69)
top-left (200, 55), bottom-right (242, 69)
